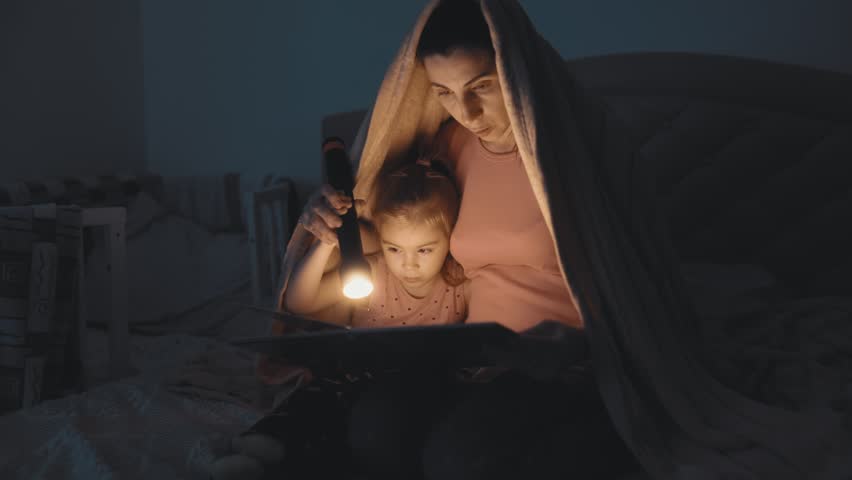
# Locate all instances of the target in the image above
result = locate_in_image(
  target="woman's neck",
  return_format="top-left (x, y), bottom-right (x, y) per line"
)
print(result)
top-left (480, 138), bottom-right (517, 154)
top-left (479, 129), bottom-right (517, 154)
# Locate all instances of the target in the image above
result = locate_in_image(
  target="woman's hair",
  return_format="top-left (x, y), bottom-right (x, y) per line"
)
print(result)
top-left (372, 155), bottom-right (466, 285)
top-left (417, 0), bottom-right (494, 59)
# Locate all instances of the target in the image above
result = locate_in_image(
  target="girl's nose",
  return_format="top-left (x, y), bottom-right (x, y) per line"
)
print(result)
top-left (403, 254), bottom-right (419, 269)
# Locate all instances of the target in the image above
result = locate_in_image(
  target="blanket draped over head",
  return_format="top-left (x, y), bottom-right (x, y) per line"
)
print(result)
top-left (270, 0), bottom-right (852, 477)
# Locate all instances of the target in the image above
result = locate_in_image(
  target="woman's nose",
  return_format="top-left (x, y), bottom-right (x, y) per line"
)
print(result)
top-left (459, 93), bottom-right (482, 123)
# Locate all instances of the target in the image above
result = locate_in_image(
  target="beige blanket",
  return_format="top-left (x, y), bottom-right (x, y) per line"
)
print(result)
top-left (271, 1), bottom-right (852, 477)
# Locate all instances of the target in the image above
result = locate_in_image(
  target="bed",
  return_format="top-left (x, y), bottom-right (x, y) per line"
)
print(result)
top-left (0, 51), bottom-right (849, 478)
top-left (567, 53), bottom-right (852, 415)
top-left (0, 172), bottom-right (298, 478)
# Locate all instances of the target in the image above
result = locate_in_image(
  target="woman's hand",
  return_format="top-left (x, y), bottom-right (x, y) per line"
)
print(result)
top-left (298, 184), bottom-right (353, 245)
top-left (298, 185), bottom-right (369, 246)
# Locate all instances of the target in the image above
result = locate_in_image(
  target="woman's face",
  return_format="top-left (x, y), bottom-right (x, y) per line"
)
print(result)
top-left (423, 47), bottom-right (515, 153)
top-left (378, 217), bottom-right (450, 298)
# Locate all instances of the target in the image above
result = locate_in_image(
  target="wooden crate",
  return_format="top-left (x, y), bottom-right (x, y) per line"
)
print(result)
top-left (246, 181), bottom-right (299, 308)
top-left (0, 205), bottom-right (82, 411)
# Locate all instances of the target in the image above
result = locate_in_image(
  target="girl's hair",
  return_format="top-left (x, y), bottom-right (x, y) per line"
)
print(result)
top-left (417, 0), bottom-right (494, 59)
top-left (373, 155), bottom-right (466, 285)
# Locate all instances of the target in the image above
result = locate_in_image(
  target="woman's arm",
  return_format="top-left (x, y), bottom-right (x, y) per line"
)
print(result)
top-left (283, 241), bottom-right (348, 317)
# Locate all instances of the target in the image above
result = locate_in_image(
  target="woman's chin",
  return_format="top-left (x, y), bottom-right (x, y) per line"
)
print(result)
top-left (471, 126), bottom-right (492, 137)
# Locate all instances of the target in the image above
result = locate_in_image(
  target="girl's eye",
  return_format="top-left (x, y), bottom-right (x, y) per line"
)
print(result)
top-left (418, 248), bottom-right (433, 255)
top-left (386, 247), bottom-right (399, 253)
top-left (435, 89), bottom-right (451, 97)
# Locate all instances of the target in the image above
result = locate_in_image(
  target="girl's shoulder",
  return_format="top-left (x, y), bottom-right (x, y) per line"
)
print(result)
top-left (434, 273), bottom-right (468, 300)
top-left (445, 276), bottom-right (469, 299)
top-left (461, 278), bottom-right (472, 306)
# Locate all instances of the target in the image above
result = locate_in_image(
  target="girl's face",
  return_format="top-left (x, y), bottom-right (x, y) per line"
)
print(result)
top-left (423, 47), bottom-right (515, 153)
top-left (378, 217), bottom-right (450, 298)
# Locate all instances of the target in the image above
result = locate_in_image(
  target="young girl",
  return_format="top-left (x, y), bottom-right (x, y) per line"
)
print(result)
top-left (283, 156), bottom-right (469, 327)
top-left (210, 156), bottom-right (469, 480)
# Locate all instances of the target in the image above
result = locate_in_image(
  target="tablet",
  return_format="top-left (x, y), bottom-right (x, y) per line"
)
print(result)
top-left (231, 321), bottom-right (519, 372)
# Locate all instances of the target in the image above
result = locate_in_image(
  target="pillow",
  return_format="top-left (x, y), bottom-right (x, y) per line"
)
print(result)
top-left (83, 191), bottom-right (166, 326)
top-left (126, 191), bottom-right (168, 238)
top-left (125, 214), bottom-right (250, 325)
top-left (161, 174), bottom-right (243, 233)
top-left (84, 207), bottom-right (250, 326)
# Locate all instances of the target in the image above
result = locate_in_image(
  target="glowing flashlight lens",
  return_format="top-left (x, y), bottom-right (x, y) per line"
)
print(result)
top-left (343, 274), bottom-right (373, 299)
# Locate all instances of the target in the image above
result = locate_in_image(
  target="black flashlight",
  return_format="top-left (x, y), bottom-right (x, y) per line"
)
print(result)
top-left (322, 137), bottom-right (373, 299)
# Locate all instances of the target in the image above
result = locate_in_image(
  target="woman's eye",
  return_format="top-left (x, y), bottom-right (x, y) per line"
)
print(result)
top-left (435, 89), bottom-right (451, 97)
top-left (418, 248), bottom-right (433, 255)
top-left (472, 82), bottom-right (490, 91)
top-left (386, 247), bottom-right (398, 253)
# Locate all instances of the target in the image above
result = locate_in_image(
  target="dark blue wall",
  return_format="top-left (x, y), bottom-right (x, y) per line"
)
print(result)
top-left (142, 1), bottom-right (852, 184)
top-left (5, 1), bottom-right (851, 184)
top-left (142, 0), bottom-right (421, 184)
top-left (1, 0), bottom-right (145, 182)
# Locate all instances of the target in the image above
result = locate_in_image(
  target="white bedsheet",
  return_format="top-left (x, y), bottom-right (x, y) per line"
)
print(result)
top-left (0, 335), bottom-right (264, 479)
top-left (0, 376), bottom-right (260, 479)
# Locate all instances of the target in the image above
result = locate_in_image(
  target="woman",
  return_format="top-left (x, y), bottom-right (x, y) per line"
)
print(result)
top-left (305, 0), bottom-right (581, 334)
top-left (286, 1), bottom-right (636, 479)
top-left (226, 0), bottom-right (850, 479)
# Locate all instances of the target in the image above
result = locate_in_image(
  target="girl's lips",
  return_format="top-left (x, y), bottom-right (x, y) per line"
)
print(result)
top-left (472, 127), bottom-right (490, 135)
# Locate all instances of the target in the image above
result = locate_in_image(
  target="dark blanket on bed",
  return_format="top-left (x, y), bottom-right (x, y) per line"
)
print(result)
top-left (568, 52), bottom-right (852, 478)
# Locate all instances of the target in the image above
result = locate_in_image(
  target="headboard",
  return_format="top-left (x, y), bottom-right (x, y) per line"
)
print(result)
top-left (567, 52), bottom-right (852, 296)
